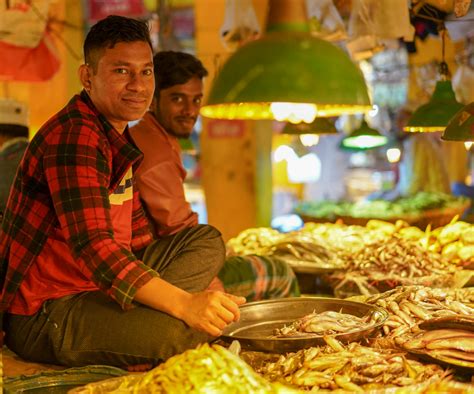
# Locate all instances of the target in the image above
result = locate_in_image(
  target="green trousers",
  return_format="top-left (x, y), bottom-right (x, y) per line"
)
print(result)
top-left (4, 224), bottom-right (225, 368)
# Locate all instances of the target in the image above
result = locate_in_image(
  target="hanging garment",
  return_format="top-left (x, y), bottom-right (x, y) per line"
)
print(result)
top-left (0, 1), bottom-right (60, 82)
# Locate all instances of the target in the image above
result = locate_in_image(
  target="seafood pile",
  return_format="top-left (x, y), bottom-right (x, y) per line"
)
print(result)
top-left (273, 310), bottom-right (385, 338)
top-left (225, 218), bottom-right (474, 280)
top-left (328, 235), bottom-right (458, 297)
top-left (226, 227), bottom-right (284, 255)
top-left (227, 227), bottom-right (344, 270)
top-left (407, 219), bottom-right (474, 266)
top-left (300, 221), bottom-right (388, 253)
top-left (265, 236), bottom-right (343, 270)
top-left (396, 315), bottom-right (474, 370)
top-left (355, 286), bottom-right (474, 343)
top-left (253, 337), bottom-right (448, 392)
top-left (71, 343), bottom-right (298, 394)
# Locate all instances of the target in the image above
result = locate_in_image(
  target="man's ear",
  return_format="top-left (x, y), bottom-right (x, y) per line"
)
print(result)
top-left (79, 64), bottom-right (92, 92)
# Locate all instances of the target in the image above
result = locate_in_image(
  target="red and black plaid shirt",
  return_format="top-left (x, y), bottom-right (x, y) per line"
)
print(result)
top-left (0, 91), bottom-right (158, 313)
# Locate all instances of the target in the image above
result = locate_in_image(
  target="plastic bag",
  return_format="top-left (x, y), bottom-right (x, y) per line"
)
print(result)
top-left (347, 0), bottom-right (414, 60)
top-left (0, 32), bottom-right (60, 82)
top-left (0, 0), bottom-right (50, 48)
top-left (452, 64), bottom-right (474, 103)
top-left (305, 0), bottom-right (346, 41)
top-left (220, 0), bottom-right (260, 52)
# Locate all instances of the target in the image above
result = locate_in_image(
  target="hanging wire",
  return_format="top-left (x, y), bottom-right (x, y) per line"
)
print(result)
top-left (438, 24), bottom-right (449, 80)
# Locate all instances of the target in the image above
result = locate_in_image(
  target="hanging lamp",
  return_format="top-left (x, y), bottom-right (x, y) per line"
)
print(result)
top-left (282, 117), bottom-right (338, 135)
top-left (282, 117), bottom-right (338, 147)
top-left (200, 0), bottom-right (371, 124)
top-left (340, 119), bottom-right (388, 150)
top-left (404, 27), bottom-right (464, 133)
top-left (441, 102), bottom-right (474, 141)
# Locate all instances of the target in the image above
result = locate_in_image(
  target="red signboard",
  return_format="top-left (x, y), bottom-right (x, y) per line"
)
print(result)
top-left (87, 0), bottom-right (148, 23)
top-left (207, 119), bottom-right (245, 139)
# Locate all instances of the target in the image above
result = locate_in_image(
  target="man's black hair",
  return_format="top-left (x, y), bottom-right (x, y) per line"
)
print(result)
top-left (153, 51), bottom-right (208, 96)
top-left (84, 15), bottom-right (152, 72)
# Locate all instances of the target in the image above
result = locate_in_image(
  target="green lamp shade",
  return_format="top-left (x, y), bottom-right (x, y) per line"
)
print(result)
top-left (200, 31), bottom-right (371, 121)
top-left (282, 117), bottom-right (338, 135)
top-left (340, 120), bottom-right (388, 150)
top-left (404, 81), bottom-right (464, 133)
top-left (442, 102), bottom-right (474, 141)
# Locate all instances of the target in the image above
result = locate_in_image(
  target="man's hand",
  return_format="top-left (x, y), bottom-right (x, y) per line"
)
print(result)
top-left (135, 277), bottom-right (246, 336)
top-left (180, 291), bottom-right (246, 337)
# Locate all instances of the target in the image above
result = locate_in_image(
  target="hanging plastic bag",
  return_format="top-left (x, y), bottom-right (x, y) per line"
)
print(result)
top-left (347, 0), bottom-right (414, 60)
top-left (0, 1), bottom-right (60, 82)
top-left (305, 0), bottom-right (346, 41)
top-left (0, 0), bottom-right (50, 48)
top-left (0, 32), bottom-right (60, 82)
top-left (452, 64), bottom-right (474, 103)
top-left (220, 0), bottom-right (260, 52)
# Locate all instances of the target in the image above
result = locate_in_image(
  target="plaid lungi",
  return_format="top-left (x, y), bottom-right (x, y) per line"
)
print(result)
top-left (218, 255), bottom-right (300, 302)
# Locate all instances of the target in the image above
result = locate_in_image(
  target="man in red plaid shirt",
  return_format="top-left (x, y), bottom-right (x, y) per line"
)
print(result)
top-left (0, 15), bottom-right (244, 369)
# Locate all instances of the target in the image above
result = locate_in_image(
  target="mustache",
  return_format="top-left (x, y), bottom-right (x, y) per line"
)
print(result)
top-left (176, 116), bottom-right (197, 123)
top-left (122, 95), bottom-right (149, 100)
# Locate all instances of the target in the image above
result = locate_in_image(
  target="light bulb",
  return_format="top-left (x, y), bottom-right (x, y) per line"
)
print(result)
top-left (386, 148), bottom-right (401, 163)
top-left (299, 134), bottom-right (320, 147)
top-left (273, 145), bottom-right (296, 162)
top-left (270, 103), bottom-right (317, 124)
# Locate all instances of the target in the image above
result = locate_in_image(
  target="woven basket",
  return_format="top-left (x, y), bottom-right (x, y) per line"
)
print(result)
top-left (408, 200), bottom-right (471, 230)
top-left (301, 201), bottom-right (471, 229)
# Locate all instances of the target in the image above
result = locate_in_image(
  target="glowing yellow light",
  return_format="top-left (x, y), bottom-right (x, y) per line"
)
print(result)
top-left (465, 142), bottom-right (473, 150)
top-left (403, 126), bottom-right (446, 133)
top-left (201, 103), bottom-right (371, 120)
top-left (386, 148), bottom-right (401, 163)
top-left (270, 103), bottom-right (318, 124)
top-left (273, 145), bottom-right (296, 162)
top-left (299, 134), bottom-right (320, 147)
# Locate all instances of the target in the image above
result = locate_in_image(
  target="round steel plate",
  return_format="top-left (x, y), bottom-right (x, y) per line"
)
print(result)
top-left (220, 297), bottom-right (388, 353)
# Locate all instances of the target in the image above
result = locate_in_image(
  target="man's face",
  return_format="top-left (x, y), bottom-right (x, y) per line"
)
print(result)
top-left (82, 41), bottom-right (154, 133)
top-left (154, 76), bottom-right (203, 138)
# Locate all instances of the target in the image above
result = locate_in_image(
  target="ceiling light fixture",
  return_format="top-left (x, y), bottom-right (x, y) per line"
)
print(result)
top-left (404, 27), bottom-right (464, 133)
top-left (340, 120), bottom-right (388, 150)
top-left (282, 117), bottom-right (338, 136)
top-left (441, 102), bottom-right (474, 141)
top-left (200, 0), bottom-right (371, 124)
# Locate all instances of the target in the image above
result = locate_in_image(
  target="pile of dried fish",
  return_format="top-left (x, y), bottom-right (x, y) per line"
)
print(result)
top-left (71, 344), bottom-right (299, 394)
top-left (226, 227), bottom-right (284, 255)
top-left (328, 235), bottom-right (458, 297)
top-left (356, 286), bottom-right (474, 343)
top-left (273, 310), bottom-right (384, 338)
top-left (254, 337), bottom-right (448, 392)
top-left (396, 315), bottom-right (474, 370)
top-left (227, 227), bottom-right (343, 270)
top-left (397, 328), bottom-right (474, 369)
top-left (301, 221), bottom-right (387, 253)
top-left (266, 235), bottom-right (343, 270)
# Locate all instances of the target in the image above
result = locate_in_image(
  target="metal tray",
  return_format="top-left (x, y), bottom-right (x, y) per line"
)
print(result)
top-left (220, 297), bottom-right (388, 353)
top-left (404, 348), bottom-right (474, 374)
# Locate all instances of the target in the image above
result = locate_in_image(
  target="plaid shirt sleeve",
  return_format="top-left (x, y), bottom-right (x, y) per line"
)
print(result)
top-left (44, 122), bottom-right (158, 310)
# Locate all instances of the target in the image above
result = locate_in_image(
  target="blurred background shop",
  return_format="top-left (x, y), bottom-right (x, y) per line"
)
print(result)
top-left (1, 0), bottom-right (474, 241)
